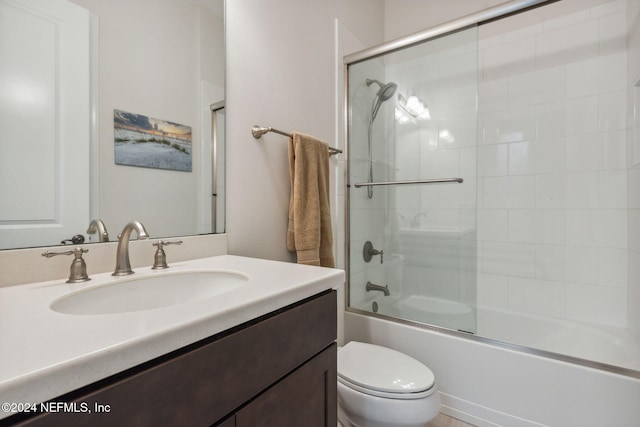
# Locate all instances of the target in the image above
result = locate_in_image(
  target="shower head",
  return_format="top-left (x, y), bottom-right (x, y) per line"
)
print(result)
top-left (366, 79), bottom-right (397, 101)
top-left (367, 78), bottom-right (397, 121)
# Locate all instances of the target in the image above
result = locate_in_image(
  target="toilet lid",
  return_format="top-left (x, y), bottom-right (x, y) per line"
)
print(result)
top-left (337, 341), bottom-right (435, 395)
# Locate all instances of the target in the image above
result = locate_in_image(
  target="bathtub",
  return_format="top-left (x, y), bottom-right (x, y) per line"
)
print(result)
top-left (344, 306), bottom-right (640, 426)
top-left (367, 295), bottom-right (640, 371)
top-left (477, 307), bottom-right (640, 371)
top-left (370, 294), bottom-right (476, 333)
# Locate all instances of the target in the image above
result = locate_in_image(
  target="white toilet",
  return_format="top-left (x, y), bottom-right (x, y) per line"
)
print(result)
top-left (337, 341), bottom-right (441, 427)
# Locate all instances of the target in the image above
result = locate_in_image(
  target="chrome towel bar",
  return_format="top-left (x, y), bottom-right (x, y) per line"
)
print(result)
top-left (252, 125), bottom-right (343, 156)
top-left (354, 178), bottom-right (463, 187)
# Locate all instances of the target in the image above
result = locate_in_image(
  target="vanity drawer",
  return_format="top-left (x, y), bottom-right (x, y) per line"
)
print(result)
top-left (11, 290), bottom-right (337, 427)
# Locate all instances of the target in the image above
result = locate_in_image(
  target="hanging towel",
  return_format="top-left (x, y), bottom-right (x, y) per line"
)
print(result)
top-left (287, 131), bottom-right (335, 268)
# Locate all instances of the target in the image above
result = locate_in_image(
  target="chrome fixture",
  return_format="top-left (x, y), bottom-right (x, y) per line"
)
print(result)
top-left (113, 221), bottom-right (149, 276)
top-left (251, 125), bottom-right (342, 156)
top-left (42, 247), bottom-right (91, 283)
top-left (345, 0), bottom-right (555, 64)
top-left (363, 241), bottom-right (383, 264)
top-left (86, 219), bottom-right (109, 242)
top-left (366, 281), bottom-right (390, 296)
top-left (366, 78), bottom-right (397, 199)
top-left (354, 178), bottom-right (463, 188)
top-left (366, 79), bottom-right (398, 121)
top-left (152, 240), bottom-right (183, 269)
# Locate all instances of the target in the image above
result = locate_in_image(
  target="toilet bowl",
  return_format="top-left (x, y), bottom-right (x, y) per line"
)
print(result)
top-left (337, 341), bottom-right (441, 427)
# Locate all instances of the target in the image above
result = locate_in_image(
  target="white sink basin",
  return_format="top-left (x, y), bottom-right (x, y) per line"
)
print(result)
top-left (50, 270), bottom-right (249, 315)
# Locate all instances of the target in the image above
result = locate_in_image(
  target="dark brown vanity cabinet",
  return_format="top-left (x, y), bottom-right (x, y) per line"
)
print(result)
top-left (9, 290), bottom-right (337, 427)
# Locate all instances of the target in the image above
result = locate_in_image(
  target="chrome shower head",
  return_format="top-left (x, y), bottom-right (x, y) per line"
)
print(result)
top-left (366, 78), bottom-right (397, 102)
top-left (367, 78), bottom-right (397, 121)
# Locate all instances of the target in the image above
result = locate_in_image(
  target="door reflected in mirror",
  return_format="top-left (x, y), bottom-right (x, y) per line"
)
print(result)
top-left (0, 0), bottom-right (225, 250)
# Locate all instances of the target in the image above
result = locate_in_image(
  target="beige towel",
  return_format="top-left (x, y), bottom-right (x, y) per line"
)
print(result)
top-left (287, 132), bottom-right (335, 268)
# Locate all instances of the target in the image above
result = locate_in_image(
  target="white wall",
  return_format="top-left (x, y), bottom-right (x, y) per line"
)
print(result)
top-left (225, 0), bottom-right (383, 262)
top-left (474, 0), bottom-right (629, 328)
top-left (628, 0), bottom-right (640, 343)
top-left (71, 0), bottom-right (224, 239)
top-left (383, 0), bottom-right (505, 41)
top-left (383, 0), bottom-right (632, 331)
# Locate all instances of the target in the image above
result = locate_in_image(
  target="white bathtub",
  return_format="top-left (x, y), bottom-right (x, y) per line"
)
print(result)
top-left (367, 295), bottom-right (640, 371)
top-left (345, 308), bottom-right (640, 426)
top-left (477, 307), bottom-right (640, 371)
top-left (370, 294), bottom-right (476, 333)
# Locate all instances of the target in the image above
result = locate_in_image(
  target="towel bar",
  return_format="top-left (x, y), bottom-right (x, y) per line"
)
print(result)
top-left (252, 125), bottom-right (342, 156)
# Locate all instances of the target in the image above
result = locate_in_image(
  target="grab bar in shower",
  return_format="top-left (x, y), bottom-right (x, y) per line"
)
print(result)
top-left (354, 178), bottom-right (463, 188)
top-left (252, 125), bottom-right (343, 156)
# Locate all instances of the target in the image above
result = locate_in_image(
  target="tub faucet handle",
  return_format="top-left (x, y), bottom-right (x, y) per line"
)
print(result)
top-left (152, 240), bottom-right (183, 269)
top-left (363, 241), bottom-right (384, 264)
top-left (42, 247), bottom-right (91, 283)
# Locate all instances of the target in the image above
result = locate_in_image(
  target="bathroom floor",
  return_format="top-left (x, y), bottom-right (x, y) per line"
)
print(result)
top-left (426, 413), bottom-right (476, 427)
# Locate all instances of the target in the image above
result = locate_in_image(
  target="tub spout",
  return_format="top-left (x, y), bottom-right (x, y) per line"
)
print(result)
top-left (366, 281), bottom-right (390, 296)
top-left (113, 221), bottom-right (149, 276)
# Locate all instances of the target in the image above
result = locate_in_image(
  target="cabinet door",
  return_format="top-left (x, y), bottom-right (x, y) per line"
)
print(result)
top-left (235, 344), bottom-right (337, 427)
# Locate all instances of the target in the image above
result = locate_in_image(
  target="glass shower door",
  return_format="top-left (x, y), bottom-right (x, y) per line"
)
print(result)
top-left (347, 27), bottom-right (478, 333)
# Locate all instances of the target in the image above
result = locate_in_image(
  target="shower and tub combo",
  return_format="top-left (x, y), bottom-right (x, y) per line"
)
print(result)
top-left (342, 0), bottom-right (640, 425)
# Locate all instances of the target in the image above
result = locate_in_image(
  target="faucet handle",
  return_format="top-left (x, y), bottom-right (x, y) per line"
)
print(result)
top-left (152, 240), bottom-right (183, 270)
top-left (42, 247), bottom-right (91, 283)
top-left (363, 241), bottom-right (384, 264)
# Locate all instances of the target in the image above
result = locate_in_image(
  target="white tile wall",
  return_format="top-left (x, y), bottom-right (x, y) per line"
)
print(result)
top-left (477, 0), bottom-right (631, 328)
top-left (343, 0), bottom-right (636, 333)
top-left (627, 0), bottom-right (640, 342)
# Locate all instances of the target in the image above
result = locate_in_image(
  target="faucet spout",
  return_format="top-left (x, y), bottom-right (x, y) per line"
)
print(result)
top-left (113, 221), bottom-right (149, 276)
top-left (87, 219), bottom-right (109, 242)
top-left (366, 281), bottom-right (390, 296)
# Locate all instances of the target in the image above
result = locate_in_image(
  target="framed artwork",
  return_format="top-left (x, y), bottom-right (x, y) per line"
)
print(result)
top-left (114, 109), bottom-right (192, 172)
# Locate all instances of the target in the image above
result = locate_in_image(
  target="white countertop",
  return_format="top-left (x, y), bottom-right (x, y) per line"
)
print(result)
top-left (0, 255), bottom-right (344, 419)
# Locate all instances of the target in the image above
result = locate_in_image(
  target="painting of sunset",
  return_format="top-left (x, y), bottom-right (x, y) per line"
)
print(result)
top-left (114, 109), bottom-right (192, 172)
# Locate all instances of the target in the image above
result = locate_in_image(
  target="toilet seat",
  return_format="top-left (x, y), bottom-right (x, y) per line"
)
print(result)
top-left (337, 341), bottom-right (436, 400)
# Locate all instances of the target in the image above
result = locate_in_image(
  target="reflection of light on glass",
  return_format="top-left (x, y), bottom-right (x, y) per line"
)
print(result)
top-left (396, 93), bottom-right (430, 124)
top-left (1, 81), bottom-right (45, 106)
top-left (395, 108), bottom-right (411, 124)
top-left (404, 95), bottom-right (430, 120)
top-left (439, 129), bottom-right (455, 143)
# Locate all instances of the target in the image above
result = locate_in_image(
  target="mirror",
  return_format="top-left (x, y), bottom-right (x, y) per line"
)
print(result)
top-left (0, 0), bottom-right (225, 250)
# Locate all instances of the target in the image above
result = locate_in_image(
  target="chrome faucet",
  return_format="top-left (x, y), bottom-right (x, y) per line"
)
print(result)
top-left (113, 221), bottom-right (149, 276)
top-left (366, 281), bottom-right (390, 296)
top-left (87, 219), bottom-right (109, 242)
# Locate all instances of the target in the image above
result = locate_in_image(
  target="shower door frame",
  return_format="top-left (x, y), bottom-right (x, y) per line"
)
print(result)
top-left (342, 0), bottom-right (640, 380)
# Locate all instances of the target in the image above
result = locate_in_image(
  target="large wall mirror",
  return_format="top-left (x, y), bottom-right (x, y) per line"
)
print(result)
top-left (0, 0), bottom-right (225, 250)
